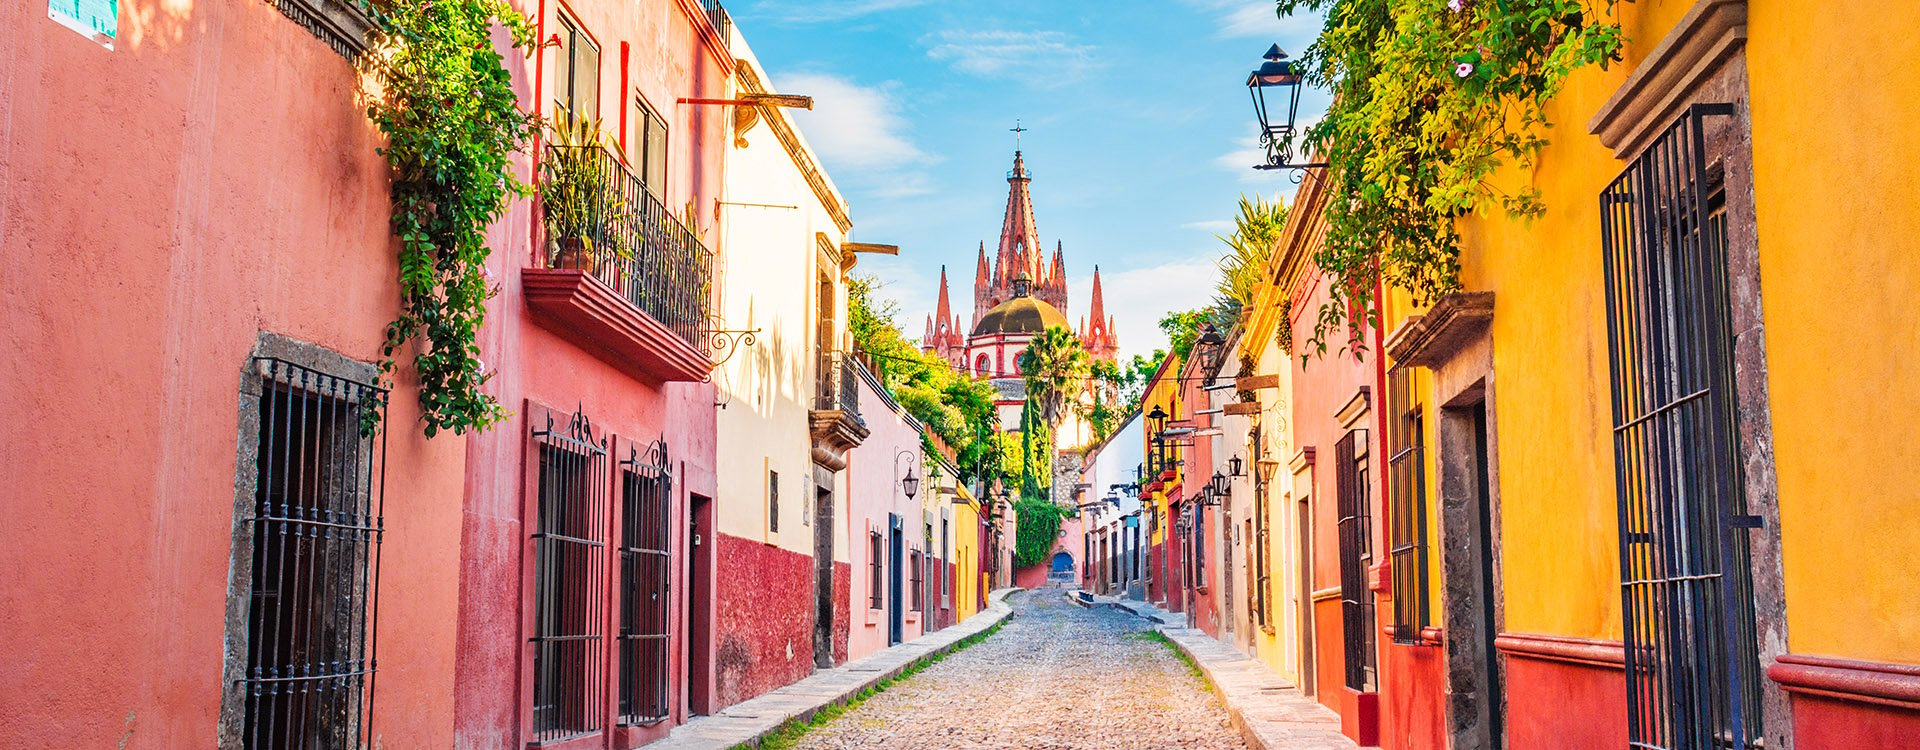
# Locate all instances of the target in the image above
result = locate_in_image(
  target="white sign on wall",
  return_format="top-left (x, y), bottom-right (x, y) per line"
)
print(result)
top-left (49, 0), bottom-right (117, 49)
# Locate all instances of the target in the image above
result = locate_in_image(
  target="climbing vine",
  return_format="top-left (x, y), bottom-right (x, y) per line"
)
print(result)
top-left (1276, 0), bottom-right (1625, 357)
top-left (361, 0), bottom-right (541, 435)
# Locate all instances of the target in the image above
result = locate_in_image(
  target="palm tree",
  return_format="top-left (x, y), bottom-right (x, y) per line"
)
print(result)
top-left (1018, 325), bottom-right (1091, 432)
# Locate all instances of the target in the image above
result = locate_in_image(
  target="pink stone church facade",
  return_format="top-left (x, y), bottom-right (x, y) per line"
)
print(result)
top-left (922, 150), bottom-right (1120, 379)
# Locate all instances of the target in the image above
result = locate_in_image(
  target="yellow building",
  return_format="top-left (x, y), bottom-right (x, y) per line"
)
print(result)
top-left (1374, 1), bottom-right (1920, 747)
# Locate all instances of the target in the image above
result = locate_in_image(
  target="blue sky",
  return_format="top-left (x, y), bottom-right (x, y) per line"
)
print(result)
top-left (732, 1), bottom-right (1326, 360)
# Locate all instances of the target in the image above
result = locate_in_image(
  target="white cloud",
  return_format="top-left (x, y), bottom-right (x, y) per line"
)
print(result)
top-left (1181, 219), bottom-right (1235, 233)
top-left (1069, 258), bottom-right (1220, 362)
top-left (750, 0), bottom-right (929, 24)
top-left (924, 30), bottom-right (1098, 86)
top-left (1213, 2), bottom-right (1321, 40)
top-left (780, 73), bottom-right (932, 174)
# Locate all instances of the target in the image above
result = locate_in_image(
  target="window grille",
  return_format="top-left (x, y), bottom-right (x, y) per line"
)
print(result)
top-left (618, 440), bottom-right (672, 726)
top-left (910, 550), bottom-right (923, 612)
top-left (1254, 477), bottom-right (1271, 629)
top-left (530, 408), bottom-right (608, 742)
top-left (1387, 368), bottom-right (1431, 644)
top-left (1600, 103), bottom-right (1762, 750)
top-left (768, 470), bottom-right (779, 533)
top-left (1336, 429), bottom-right (1377, 691)
top-left (868, 531), bottom-right (884, 609)
top-left (239, 358), bottom-right (387, 750)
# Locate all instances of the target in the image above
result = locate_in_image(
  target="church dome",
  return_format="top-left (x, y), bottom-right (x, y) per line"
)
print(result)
top-left (971, 277), bottom-right (1070, 337)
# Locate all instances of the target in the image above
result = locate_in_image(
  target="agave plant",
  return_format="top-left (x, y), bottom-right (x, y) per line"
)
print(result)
top-left (539, 114), bottom-right (636, 271)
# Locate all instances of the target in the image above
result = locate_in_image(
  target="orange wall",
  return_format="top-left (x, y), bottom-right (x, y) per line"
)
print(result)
top-left (0, 1), bottom-right (468, 746)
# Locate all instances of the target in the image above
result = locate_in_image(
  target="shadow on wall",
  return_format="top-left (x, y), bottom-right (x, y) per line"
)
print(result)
top-left (715, 636), bottom-right (754, 707)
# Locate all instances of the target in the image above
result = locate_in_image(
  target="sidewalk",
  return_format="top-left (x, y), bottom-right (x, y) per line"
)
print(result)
top-left (1109, 597), bottom-right (1361, 750)
top-left (646, 588), bottom-right (1020, 750)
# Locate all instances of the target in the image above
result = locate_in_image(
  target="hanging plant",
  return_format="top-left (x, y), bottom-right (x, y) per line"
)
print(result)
top-left (360, 0), bottom-right (541, 436)
top-left (1277, 0), bottom-right (1625, 358)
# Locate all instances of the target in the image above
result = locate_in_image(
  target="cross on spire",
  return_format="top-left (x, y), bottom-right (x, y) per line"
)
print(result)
top-left (1010, 119), bottom-right (1027, 150)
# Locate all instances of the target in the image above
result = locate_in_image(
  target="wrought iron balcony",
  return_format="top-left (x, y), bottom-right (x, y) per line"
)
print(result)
top-left (699, 0), bottom-right (731, 50)
top-left (808, 350), bottom-right (869, 470)
top-left (814, 350), bottom-right (863, 421)
top-left (526, 143), bottom-right (713, 383)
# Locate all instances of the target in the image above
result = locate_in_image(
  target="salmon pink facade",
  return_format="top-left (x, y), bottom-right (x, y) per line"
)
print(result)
top-left (448, 0), bottom-right (728, 746)
top-left (0, 1), bottom-right (472, 747)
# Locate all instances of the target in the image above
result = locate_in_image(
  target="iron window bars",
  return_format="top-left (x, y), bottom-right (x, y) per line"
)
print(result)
top-left (240, 358), bottom-right (387, 750)
top-left (618, 440), bottom-right (673, 726)
top-left (530, 408), bottom-right (609, 742)
top-left (538, 142), bottom-right (713, 350)
top-left (910, 550), bottom-right (923, 612)
top-left (1600, 102), bottom-right (1764, 750)
top-left (869, 531), bottom-right (884, 610)
top-left (1387, 368), bottom-right (1431, 644)
top-left (814, 350), bottom-right (864, 422)
top-left (1336, 429), bottom-right (1377, 692)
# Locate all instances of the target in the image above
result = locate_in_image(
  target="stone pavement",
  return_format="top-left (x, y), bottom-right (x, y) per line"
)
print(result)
top-left (646, 588), bottom-right (1019, 750)
top-left (1110, 598), bottom-right (1362, 750)
top-left (785, 586), bottom-right (1245, 749)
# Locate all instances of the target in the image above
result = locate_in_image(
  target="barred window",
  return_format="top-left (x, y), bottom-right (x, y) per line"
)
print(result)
top-left (868, 531), bottom-right (884, 609)
top-left (530, 408), bottom-right (608, 742)
top-left (618, 441), bottom-right (672, 726)
top-left (768, 470), bottom-right (779, 533)
top-left (1336, 428), bottom-right (1377, 692)
top-left (1601, 103), bottom-right (1762, 749)
top-left (238, 358), bottom-right (386, 750)
top-left (1387, 368), bottom-right (1431, 644)
top-left (910, 550), bottom-right (923, 612)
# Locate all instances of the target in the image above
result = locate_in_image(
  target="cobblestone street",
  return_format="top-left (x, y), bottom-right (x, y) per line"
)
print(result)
top-left (787, 589), bottom-right (1247, 749)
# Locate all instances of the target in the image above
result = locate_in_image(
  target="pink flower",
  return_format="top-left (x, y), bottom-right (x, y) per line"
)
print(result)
top-left (1455, 62), bottom-right (1475, 78)
top-left (475, 358), bottom-right (492, 379)
top-left (1448, 0), bottom-right (1464, 10)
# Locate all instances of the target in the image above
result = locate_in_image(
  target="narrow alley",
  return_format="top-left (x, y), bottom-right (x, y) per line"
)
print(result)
top-left (788, 590), bottom-right (1246, 749)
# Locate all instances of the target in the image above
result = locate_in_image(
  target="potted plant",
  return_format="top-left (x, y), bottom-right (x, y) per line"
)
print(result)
top-left (540, 114), bottom-right (634, 274)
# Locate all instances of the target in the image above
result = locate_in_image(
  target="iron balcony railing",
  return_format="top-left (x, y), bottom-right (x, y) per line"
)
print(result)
top-left (814, 350), bottom-right (862, 422)
top-left (699, 0), bottom-right (731, 50)
top-left (540, 144), bottom-right (711, 351)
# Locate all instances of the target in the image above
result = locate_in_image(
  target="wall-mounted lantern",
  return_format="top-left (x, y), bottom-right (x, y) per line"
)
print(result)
top-left (1247, 44), bottom-right (1327, 173)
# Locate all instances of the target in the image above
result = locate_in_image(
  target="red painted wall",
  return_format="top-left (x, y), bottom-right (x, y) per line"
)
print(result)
top-left (1290, 270), bottom-right (1378, 740)
top-left (1502, 657), bottom-right (1626, 749)
top-left (0, 3), bottom-right (470, 748)
top-left (1380, 642), bottom-right (1448, 750)
top-left (831, 561), bottom-right (851, 666)
top-left (712, 533), bottom-right (817, 708)
top-left (1788, 695), bottom-right (1920, 749)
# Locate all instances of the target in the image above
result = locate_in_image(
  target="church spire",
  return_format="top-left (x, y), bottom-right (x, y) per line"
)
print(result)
top-left (997, 150), bottom-right (1041, 292)
top-left (933, 265), bottom-right (953, 332)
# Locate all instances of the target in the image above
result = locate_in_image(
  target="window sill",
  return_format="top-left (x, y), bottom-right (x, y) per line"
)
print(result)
top-left (865, 608), bottom-right (882, 625)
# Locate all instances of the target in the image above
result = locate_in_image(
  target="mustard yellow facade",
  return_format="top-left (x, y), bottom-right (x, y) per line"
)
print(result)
top-left (1412, 0), bottom-right (1920, 745)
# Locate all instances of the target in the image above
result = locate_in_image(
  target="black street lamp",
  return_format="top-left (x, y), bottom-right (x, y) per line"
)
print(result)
top-left (1247, 44), bottom-right (1327, 173)
top-left (1211, 471), bottom-right (1230, 496)
top-left (1228, 455), bottom-right (1245, 478)
top-left (902, 466), bottom-right (920, 500)
top-left (1195, 323), bottom-right (1228, 371)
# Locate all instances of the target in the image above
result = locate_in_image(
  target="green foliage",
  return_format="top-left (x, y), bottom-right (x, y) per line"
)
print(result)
top-left (538, 115), bottom-right (636, 265)
top-left (1213, 194), bottom-right (1289, 320)
top-left (362, 0), bottom-right (540, 436)
top-left (1160, 309), bottom-right (1211, 364)
top-left (848, 275), bottom-right (1001, 484)
top-left (1275, 0), bottom-right (1625, 358)
top-left (1012, 496), bottom-right (1068, 568)
top-left (1017, 325), bottom-right (1091, 434)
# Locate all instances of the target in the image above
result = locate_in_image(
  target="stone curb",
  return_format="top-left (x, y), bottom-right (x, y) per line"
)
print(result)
top-left (1111, 599), bottom-right (1361, 750)
top-left (645, 588), bottom-right (1022, 750)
